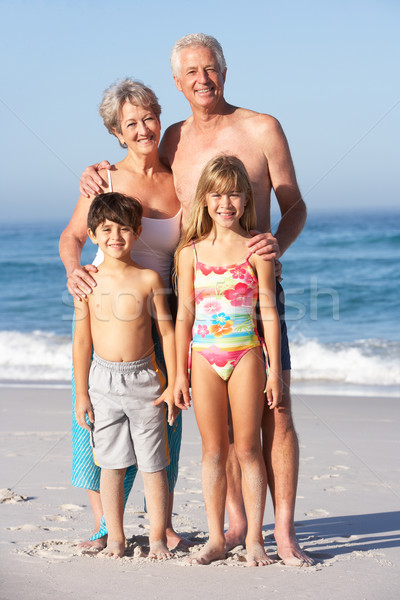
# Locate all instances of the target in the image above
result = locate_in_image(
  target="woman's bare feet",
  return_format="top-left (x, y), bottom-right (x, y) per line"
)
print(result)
top-left (187, 541), bottom-right (226, 565)
top-left (166, 527), bottom-right (196, 550)
top-left (148, 539), bottom-right (173, 560)
top-left (246, 541), bottom-right (275, 567)
top-left (100, 540), bottom-right (125, 558)
top-left (79, 535), bottom-right (107, 552)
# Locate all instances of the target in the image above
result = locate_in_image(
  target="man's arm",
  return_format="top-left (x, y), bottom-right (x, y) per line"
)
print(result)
top-left (264, 116), bottom-right (307, 256)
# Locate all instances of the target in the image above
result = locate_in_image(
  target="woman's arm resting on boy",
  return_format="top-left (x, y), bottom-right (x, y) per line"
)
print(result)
top-left (59, 194), bottom-right (98, 299)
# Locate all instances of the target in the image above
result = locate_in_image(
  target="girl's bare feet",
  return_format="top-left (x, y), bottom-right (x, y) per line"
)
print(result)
top-left (246, 541), bottom-right (275, 567)
top-left (100, 540), bottom-right (125, 558)
top-left (187, 541), bottom-right (226, 565)
top-left (149, 539), bottom-right (173, 560)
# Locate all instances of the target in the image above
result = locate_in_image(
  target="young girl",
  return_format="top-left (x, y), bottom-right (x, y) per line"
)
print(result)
top-left (174, 155), bottom-right (282, 566)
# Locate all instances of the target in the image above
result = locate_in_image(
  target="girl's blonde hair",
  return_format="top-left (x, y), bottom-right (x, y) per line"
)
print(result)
top-left (174, 155), bottom-right (257, 282)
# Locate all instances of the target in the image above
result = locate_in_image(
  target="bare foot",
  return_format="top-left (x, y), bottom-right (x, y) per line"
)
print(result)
top-left (148, 539), bottom-right (173, 560)
top-left (225, 527), bottom-right (246, 552)
top-left (275, 531), bottom-right (315, 566)
top-left (166, 527), bottom-right (196, 550)
top-left (100, 540), bottom-right (125, 558)
top-left (187, 542), bottom-right (226, 565)
top-left (79, 535), bottom-right (107, 552)
top-left (246, 541), bottom-right (275, 567)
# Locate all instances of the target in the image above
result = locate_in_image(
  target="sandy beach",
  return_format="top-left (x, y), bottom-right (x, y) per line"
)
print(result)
top-left (1, 386), bottom-right (399, 600)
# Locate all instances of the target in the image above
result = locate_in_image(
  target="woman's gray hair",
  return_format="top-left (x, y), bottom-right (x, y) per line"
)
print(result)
top-left (99, 78), bottom-right (161, 147)
top-left (170, 33), bottom-right (226, 78)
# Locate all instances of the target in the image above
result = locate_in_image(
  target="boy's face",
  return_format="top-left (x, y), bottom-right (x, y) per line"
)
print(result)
top-left (88, 219), bottom-right (141, 259)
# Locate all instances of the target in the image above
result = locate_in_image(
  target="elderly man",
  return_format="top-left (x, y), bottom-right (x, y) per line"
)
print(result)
top-left (80, 33), bottom-right (311, 566)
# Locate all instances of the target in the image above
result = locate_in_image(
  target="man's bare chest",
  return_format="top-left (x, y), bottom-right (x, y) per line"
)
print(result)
top-left (171, 133), bottom-right (271, 205)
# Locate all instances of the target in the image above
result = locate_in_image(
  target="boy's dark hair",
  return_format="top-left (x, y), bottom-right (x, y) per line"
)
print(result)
top-left (87, 192), bottom-right (142, 234)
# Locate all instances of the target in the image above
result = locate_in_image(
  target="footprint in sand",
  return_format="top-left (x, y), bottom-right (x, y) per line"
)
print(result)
top-left (323, 486), bottom-right (346, 492)
top-left (43, 515), bottom-right (70, 522)
top-left (17, 540), bottom-right (76, 562)
top-left (305, 508), bottom-right (330, 517)
top-left (44, 486), bottom-right (67, 490)
top-left (8, 524), bottom-right (66, 532)
top-left (312, 474), bottom-right (339, 480)
top-left (60, 504), bottom-right (84, 512)
top-left (330, 465), bottom-right (350, 471)
top-left (334, 450), bottom-right (349, 455)
top-left (0, 488), bottom-right (28, 503)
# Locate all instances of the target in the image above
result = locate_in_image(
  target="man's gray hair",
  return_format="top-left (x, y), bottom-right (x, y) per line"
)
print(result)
top-left (170, 33), bottom-right (227, 78)
top-left (99, 78), bottom-right (161, 148)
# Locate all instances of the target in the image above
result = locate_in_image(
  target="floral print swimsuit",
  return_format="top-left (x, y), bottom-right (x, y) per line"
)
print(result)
top-left (191, 241), bottom-right (263, 381)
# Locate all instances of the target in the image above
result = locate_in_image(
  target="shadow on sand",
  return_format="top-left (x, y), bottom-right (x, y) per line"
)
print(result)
top-left (263, 511), bottom-right (400, 559)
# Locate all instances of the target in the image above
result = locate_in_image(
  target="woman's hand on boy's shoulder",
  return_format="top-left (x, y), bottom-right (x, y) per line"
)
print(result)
top-left (68, 264), bottom-right (98, 300)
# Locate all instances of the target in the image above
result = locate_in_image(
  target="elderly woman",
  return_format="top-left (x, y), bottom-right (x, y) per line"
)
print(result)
top-left (59, 79), bottom-right (186, 550)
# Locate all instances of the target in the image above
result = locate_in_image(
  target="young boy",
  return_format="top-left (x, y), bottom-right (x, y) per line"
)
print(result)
top-left (73, 192), bottom-right (177, 559)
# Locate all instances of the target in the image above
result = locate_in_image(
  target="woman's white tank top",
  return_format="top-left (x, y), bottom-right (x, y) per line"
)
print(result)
top-left (92, 171), bottom-right (181, 288)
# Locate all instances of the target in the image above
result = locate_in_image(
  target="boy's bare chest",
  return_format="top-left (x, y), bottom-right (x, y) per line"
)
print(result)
top-left (89, 278), bottom-right (150, 323)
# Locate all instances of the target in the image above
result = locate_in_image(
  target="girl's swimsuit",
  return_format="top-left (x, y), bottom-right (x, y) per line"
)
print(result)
top-left (191, 241), bottom-right (264, 381)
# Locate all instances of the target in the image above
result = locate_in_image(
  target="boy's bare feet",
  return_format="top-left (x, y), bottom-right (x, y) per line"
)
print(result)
top-left (246, 541), bottom-right (275, 567)
top-left (187, 542), bottom-right (226, 565)
top-left (148, 539), bottom-right (173, 560)
top-left (166, 527), bottom-right (196, 550)
top-left (100, 540), bottom-right (125, 558)
top-left (79, 535), bottom-right (107, 552)
top-left (275, 530), bottom-right (315, 566)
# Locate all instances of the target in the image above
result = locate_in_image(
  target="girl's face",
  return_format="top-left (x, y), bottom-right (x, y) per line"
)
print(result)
top-left (205, 189), bottom-right (247, 229)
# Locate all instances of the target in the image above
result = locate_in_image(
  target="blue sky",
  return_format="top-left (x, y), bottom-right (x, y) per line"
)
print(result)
top-left (1, 0), bottom-right (399, 223)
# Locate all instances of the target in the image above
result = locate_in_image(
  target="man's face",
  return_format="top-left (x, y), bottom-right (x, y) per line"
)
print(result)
top-left (174, 45), bottom-right (226, 109)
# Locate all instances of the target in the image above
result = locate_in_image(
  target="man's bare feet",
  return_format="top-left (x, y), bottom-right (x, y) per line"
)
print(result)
top-left (246, 541), bottom-right (275, 567)
top-left (275, 531), bottom-right (315, 566)
top-left (79, 535), bottom-right (107, 552)
top-left (100, 540), bottom-right (125, 558)
top-left (148, 539), bottom-right (173, 560)
top-left (166, 527), bottom-right (196, 550)
top-left (187, 542), bottom-right (226, 565)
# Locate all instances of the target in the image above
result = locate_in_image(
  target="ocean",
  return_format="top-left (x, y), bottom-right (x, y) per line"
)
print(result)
top-left (1, 210), bottom-right (399, 396)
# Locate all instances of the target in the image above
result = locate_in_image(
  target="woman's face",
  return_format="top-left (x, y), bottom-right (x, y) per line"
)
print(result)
top-left (115, 101), bottom-right (161, 154)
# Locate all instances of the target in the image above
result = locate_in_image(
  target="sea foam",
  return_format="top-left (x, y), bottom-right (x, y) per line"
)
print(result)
top-left (0, 330), bottom-right (398, 395)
